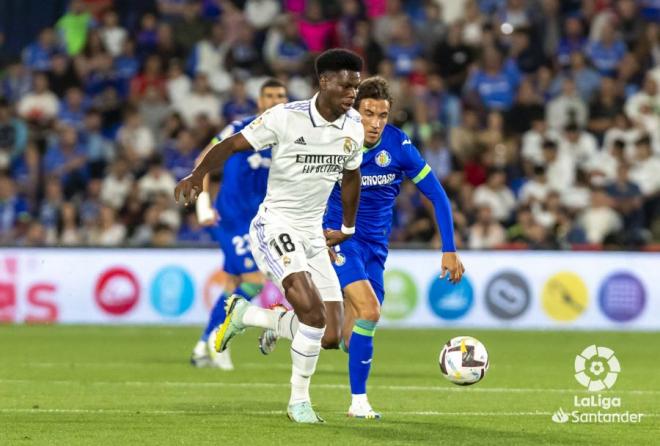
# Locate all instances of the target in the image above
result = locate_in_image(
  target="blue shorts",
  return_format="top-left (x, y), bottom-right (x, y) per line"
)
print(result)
top-left (332, 238), bottom-right (386, 304)
top-left (207, 221), bottom-right (259, 276)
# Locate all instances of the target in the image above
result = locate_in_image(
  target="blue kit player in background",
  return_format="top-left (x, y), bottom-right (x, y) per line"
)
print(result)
top-left (260, 76), bottom-right (464, 418)
top-left (190, 79), bottom-right (288, 369)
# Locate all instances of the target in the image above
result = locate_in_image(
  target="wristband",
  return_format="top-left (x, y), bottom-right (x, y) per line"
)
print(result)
top-left (196, 191), bottom-right (215, 222)
top-left (341, 224), bottom-right (355, 235)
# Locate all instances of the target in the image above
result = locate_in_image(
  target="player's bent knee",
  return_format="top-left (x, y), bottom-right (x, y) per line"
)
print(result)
top-left (356, 301), bottom-right (381, 322)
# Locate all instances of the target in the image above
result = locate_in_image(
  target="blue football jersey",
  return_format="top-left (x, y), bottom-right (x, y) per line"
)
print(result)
top-left (324, 124), bottom-right (429, 247)
top-left (213, 116), bottom-right (271, 229)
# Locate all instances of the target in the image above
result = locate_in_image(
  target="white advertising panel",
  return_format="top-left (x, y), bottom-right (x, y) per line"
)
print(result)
top-left (0, 249), bottom-right (657, 330)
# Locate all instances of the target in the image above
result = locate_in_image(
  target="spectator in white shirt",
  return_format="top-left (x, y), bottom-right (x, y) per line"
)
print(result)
top-left (578, 188), bottom-right (622, 244)
top-left (473, 169), bottom-right (516, 222)
top-left (175, 72), bottom-right (221, 127)
top-left (546, 78), bottom-right (588, 131)
top-left (542, 139), bottom-right (576, 193)
top-left (99, 10), bottom-right (127, 57)
top-left (558, 123), bottom-right (598, 169)
top-left (17, 72), bottom-right (59, 124)
top-left (116, 107), bottom-right (155, 168)
top-left (468, 205), bottom-right (506, 249)
top-left (624, 74), bottom-right (660, 150)
top-left (521, 117), bottom-right (559, 165)
top-left (519, 164), bottom-right (551, 204)
top-left (138, 155), bottom-right (177, 203)
top-left (629, 135), bottom-right (660, 196)
top-left (87, 205), bottom-right (127, 246)
top-left (166, 59), bottom-right (191, 105)
top-left (101, 157), bottom-right (134, 210)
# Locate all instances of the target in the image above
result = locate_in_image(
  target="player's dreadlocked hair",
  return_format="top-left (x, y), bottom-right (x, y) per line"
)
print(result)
top-left (259, 78), bottom-right (287, 93)
top-left (314, 49), bottom-right (363, 77)
top-left (354, 76), bottom-right (393, 110)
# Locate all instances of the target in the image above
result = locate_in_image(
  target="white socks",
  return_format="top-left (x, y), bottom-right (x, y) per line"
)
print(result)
top-left (193, 340), bottom-right (207, 357)
top-left (276, 311), bottom-right (300, 340)
top-left (241, 305), bottom-right (281, 330)
top-left (289, 322), bottom-right (325, 405)
top-left (351, 393), bottom-right (368, 406)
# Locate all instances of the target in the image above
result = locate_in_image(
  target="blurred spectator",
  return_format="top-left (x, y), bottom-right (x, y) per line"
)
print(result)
top-left (578, 188), bottom-right (622, 244)
top-left (270, 15), bottom-right (310, 75)
top-left (48, 52), bottom-right (82, 97)
top-left (2, 62), bottom-right (32, 105)
top-left (519, 164), bottom-right (551, 205)
top-left (38, 177), bottom-right (64, 242)
top-left (152, 222), bottom-right (176, 246)
top-left (58, 201), bottom-right (83, 245)
top-left (545, 78), bottom-right (587, 131)
top-left (22, 28), bottom-right (61, 71)
top-left (58, 86), bottom-right (88, 130)
top-left (386, 18), bottom-right (423, 77)
top-left (17, 73), bottom-right (60, 124)
top-left (175, 73), bottom-right (221, 127)
top-left (507, 78), bottom-right (544, 135)
top-left (473, 169), bottom-right (516, 222)
top-left (298, 0), bottom-right (339, 53)
top-left (0, 100), bottom-right (28, 170)
top-left (245, 0), bottom-right (281, 31)
top-left (116, 107), bottom-right (155, 168)
top-left (549, 52), bottom-right (601, 102)
top-left (56, 0), bottom-right (94, 56)
top-left (468, 205), bottom-right (506, 249)
top-left (587, 77), bottom-right (623, 140)
top-left (465, 46), bottom-right (520, 111)
top-left (432, 23), bottom-right (474, 95)
top-left (43, 125), bottom-right (88, 198)
top-left (21, 221), bottom-right (48, 246)
top-left (177, 209), bottom-right (214, 244)
top-left (0, 174), bottom-right (30, 244)
top-left (130, 55), bottom-right (166, 101)
top-left (99, 9), bottom-right (127, 57)
top-left (223, 79), bottom-right (257, 124)
top-left (80, 108), bottom-right (114, 176)
top-left (557, 15), bottom-right (586, 68)
top-left (558, 123), bottom-right (598, 170)
top-left (87, 205), bottom-right (127, 246)
top-left (138, 86), bottom-right (170, 139)
top-left (138, 155), bottom-right (177, 203)
top-left (166, 58), bottom-right (191, 105)
top-left (629, 136), bottom-right (660, 197)
top-left (624, 75), bottom-right (660, 147)
top-left (605, 164), bottom-right (645, 234)
top-left (585, 21), bottom-right (627, 77)
top-left (101, 157), bottom-right (134, 210)
top-left (164, 129), bottom-right (199, 181)
top-left (172, 1), bottom-right (210, 55)
top-left (423, 130), bottom-right (453, 182)
top-left (187, 23), bottom-right (230, 93)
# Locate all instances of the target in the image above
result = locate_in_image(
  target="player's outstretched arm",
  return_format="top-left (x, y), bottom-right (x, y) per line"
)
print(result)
top-left (414, 170), bottom-right (465, 283)
top-left (325, 168), bottom-right (361, 247)
top-left (174, 133), bottom-right (253, 205)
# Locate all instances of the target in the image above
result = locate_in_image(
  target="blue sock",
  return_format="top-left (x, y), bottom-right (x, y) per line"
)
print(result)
top-left (348, 319), bottom-right (377, 395)
top-left (201, 292), bottom-right (229, 342)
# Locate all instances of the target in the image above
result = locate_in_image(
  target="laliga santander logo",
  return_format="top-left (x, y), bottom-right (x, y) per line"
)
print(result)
top-left (574, 345), bottom-right (620, 391)
top-left (94, 267), bottom-right (140, 316)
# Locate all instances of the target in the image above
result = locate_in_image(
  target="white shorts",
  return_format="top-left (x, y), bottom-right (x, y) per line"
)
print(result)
top-left (249, 210), bottom-right (342, 302)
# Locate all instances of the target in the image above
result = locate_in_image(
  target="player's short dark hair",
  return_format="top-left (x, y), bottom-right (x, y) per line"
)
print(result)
top-left (314, 49), bottom-right (363, 78)
top-left (354, 76), bottom-right (393, 109)
top-left (259, 78), bottom-right (287, 93)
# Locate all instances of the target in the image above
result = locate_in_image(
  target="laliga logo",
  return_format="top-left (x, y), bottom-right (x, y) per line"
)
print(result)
top-left (574, 345), bottom-right (620, 391)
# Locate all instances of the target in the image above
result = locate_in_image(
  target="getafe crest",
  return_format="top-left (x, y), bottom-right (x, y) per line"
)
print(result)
top-left (375, 150), bottom-right (392, 167)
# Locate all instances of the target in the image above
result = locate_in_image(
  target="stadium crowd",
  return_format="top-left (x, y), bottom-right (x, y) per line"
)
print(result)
top-left (0, 0), bottom-right (659, 250)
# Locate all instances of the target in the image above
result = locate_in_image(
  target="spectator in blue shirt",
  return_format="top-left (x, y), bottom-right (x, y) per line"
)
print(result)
top-left (163, 129), bottom-right (199, 181)
top-left (386, 18), bottom-right (424, 76)
top-left (58, 86), bottom-right (89, 130)
top-left (585, 25), bottom-right (627, 77)
top-left (557, 15), bottom-right (586, 67)
top-left (222, 80), bottom-right (257, 124)
top-left (466, 46), bottom-right (521, 111)
top-left (43, 126), bottom-right (88, 198)
top-left (2, 61), bottom-right (32, 105)
top-left (0, 174), bottom-right (30, 243)
top-left (0, 100), bottom-right (28, 170)
top-left (22, 28), bottom-right (61, 71)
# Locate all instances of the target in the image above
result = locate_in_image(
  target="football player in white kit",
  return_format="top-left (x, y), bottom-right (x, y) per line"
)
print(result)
top-left (175, 49), bottom-right (365, 423)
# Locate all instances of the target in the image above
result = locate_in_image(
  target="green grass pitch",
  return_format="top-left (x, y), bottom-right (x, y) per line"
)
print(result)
top-left (0, 326), bottom-right (658, 445)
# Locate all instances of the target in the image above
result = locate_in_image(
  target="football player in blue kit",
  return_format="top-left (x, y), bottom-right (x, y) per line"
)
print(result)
top-left (260, 76), bottom-right (464, 418)
top-left (190, 79), bottom-right (288, 369)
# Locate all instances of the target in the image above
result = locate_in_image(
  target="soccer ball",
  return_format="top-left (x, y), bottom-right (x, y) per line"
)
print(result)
top-left (439, 336), bottom-right (489, 385)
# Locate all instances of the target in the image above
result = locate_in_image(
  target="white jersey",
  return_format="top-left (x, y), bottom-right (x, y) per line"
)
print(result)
top-left (241, 93), bottom-right (364, 232)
